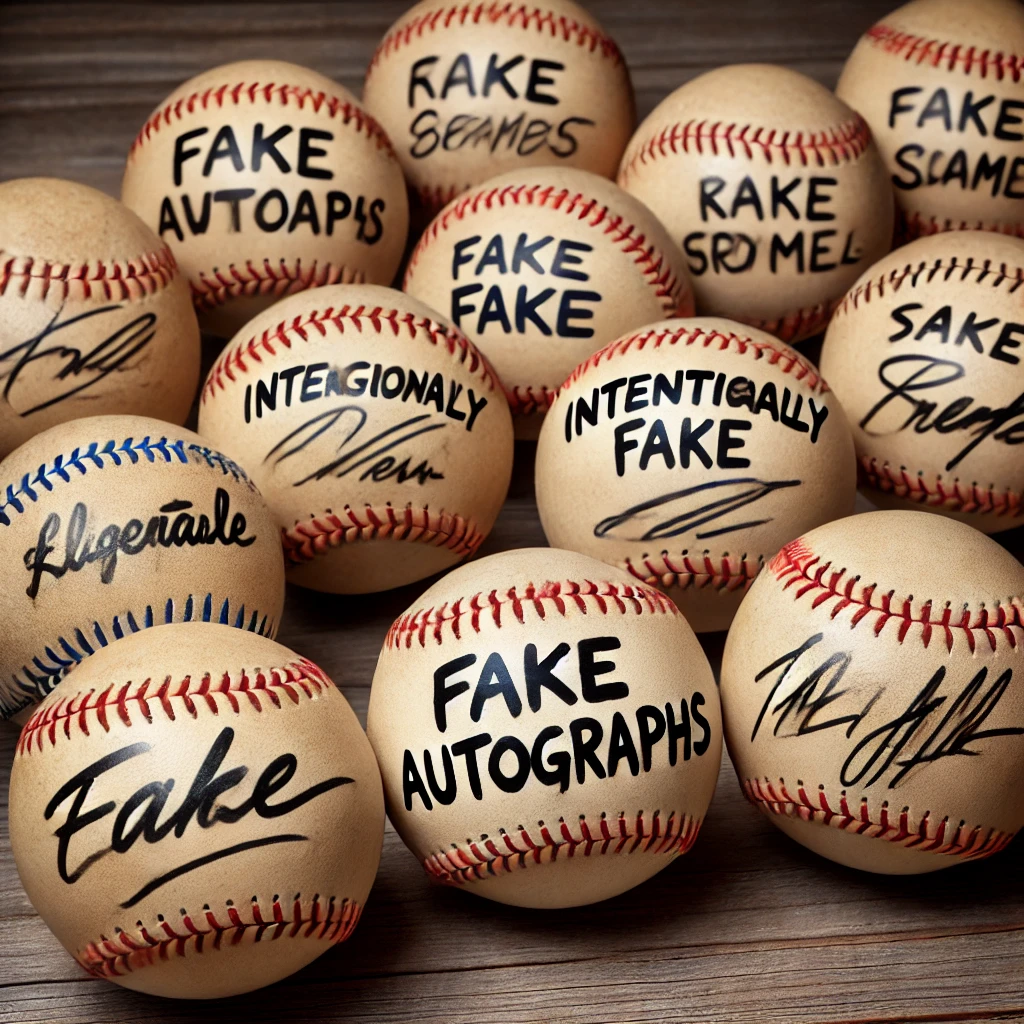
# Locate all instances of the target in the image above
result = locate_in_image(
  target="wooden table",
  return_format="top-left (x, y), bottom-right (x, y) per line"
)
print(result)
top-left (2, 3), bottom-right (1023, 1022)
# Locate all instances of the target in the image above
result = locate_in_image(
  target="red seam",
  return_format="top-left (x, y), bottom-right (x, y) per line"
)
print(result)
top-left (78, 896), bottom-right (362, 980)
top-left (282, 505), bottom-right (486, 564)
top-left (201, 305), bottom-right (498, 404)
top-left (403, 183), bottom-right (693, 317)
top-left (16, 659), bottom-right (330, 755)
top-left (624, 553), bottom-right (764, 593)
top-left (737, 299), bottom-right (841, 345)
top-left (423, 810), bottom-right (702, 885)
top-left (0, 247), bottom-right (178, 302)
top-left (386, 579), bottom-right (679, 649)
top-left (365, 2), bottom-right (625, 78)
top-left (860, 457), bottom-right (1023, 520)
top-left (769, 538), bottom-right (1024, 653)
top-left (901, 209), bottom-right (1024, 240)
top-left (863, 24), bottom-right (1023, 82)
top-left (745, 777), bottom-right (1015, 860)
top-left (128, 82), bottom-right (395, 159)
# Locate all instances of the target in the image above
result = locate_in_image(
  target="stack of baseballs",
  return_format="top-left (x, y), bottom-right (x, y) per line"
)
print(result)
top-left (1, 0), bottom-right (1022, 1001)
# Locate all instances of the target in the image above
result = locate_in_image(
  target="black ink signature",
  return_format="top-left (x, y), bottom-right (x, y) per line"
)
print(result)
top-left (752, 634), bottom-right (1024, 789)
top-left (860, 354), bottom-right (1024, 471)
top-left (593, 477), bottom-right (801, 542)
top-left (265, 403), bottom-right (446, 487)
top-left (0, 303), bottom-right (157, 416)
top-left (45, 726), bottom-right (353, 909)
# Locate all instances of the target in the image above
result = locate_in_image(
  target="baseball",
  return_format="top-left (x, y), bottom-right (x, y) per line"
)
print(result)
top-left (617, 64), bottom-right (895, 343)
top-left (9, 622), bottom-right (384, 999)
top-left (837, 0), bottom-right (1024, 240)
top-left (720, 510), bottom-right (1024, 874)
top-left (198, 284), bottom-right (513, 594)
top-left (362, 0), bottom-right (635, 214)
top-left (403, 166), bottom-right (694, 436)
top-left (821, 231), bottom-right (1024, 533)
top-left (367, 547), bottom-right (721, 908)
top-left (121, 60), bottom-right (409, 338)
top-left (0, 414), bottom-right (286, 721)
top-left (0, 178), bottom-right (200, 458)
top-left (534, 317), bottom-right (857, 633)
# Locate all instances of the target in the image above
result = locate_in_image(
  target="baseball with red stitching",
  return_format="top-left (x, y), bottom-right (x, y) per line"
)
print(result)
top-left (617, 64), bottom-right (895, 343)
top-left (362, 0), bottom-right (635, 216)
top-left (403, 166), bottom-right (694, 437)
top-left (836, 0), bottom-right (1024, 241)
top-left (367, 547), bottom-right (722, 907)
top-left (720, 509), bottom-right (1024, 874)
top-left (120, 59), bottom-right (409, 339)
top-left (0, 178), bottom-right (200, 458)
top-left (820, 231), bottom-right (1024, 533)
top-left (9, 622), bottom-right (384, 999)
top-left (533, 317), bottom-right (857, 633)
top-left (0, 414), bottom-right (286, 722)
top-left (197, 284), bottom-right (513, 593)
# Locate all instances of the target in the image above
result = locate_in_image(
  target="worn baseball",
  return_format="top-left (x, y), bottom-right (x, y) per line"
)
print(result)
top-left (362, 0), bottom-right (635, 214)
top-left (821, 231), bottom-right (1024, 534)
top-left (720, 510), bottom-right (1024, 874)
top-left (9, 622), bottom-right (384, 999)
top-left (617, 64), bottom-right (895, 343)
top-left (198, 284), bottom-right (513, 594)
top-left (837, 0), bottom-right (1024, 241)
top-left (121, 59), bottom-right (409, 338)
top-left (535, 317), bottom-right (857, 633)
top-left (0, 178), bottom-right (200, 458)
top-left (0, 414), bottom-right (286, 721)
top-left (403, 166), bottom-right (694, 436)
top-left (367, 547), bottom-right (722, 908)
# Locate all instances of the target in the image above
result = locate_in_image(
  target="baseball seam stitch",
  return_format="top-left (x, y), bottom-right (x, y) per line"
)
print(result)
top-left (281, 505), bottom-right (486, 564)
top-left (558, 324), bottom-right (828, 395)
top-left (78, 895), bottom-right (362, 980)
top-left (859, 457), bottom-right (1023, 520)
top-left (745, 777), bottom-right (1015, 859)
top-left (202, 304), bottom-right (499, 402)
top-left (769, 538), bottom-right (1024, 653)
top-left (0, 437), bottom-right (254, 527)
top-left (17, 658), bottom-right (328, 755)
top-left (737, 299), bottom-right (842, 345)
top-left (862, 23), bottom-right (1023, 82)
top-left (0, 247), bottom-right (179, 302)
top-left (901, 210), bottom-right (1024, 239)
top-left (424, 810), bottom-right (702, 885)
top-left (128, 82), bottom-right (395, 158)
top-left (386, 579), bottom-right (679, 649)
top-left (365, 2), bottom-right (626, 76)
top-left (624, 552), bottom-right (765, 592)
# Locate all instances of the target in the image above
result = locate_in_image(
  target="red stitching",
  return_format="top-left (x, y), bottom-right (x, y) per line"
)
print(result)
top-left (507, 383), bottom-right (560, 416)
top-left (863, 23), bottom-right (1023, 83)
top-left (202, 304), bottom-right (498, 404)
top-left (128, 81), bottom-right (395, 159)
top-left (769, 538), bottom-right (1024, 653)
top-left (860, 457), bottom-right (1023, 521)
top-left (282, 505), bottom-right (485, 564)
top-left (745, 777), bottom-right (1015, 860)
top-left (738, 300), bottom-right (840, 345)
top-left (16, 659), bottom-right (329, 755)
top-left (0, 247), bottom-right (178, 302)
top-left (78, 895), bottom-right (362, 980)
top-left (624, 553), bottom-right (763, 593)
top-left (365, 2), bottom-right (625, 77)
top-left (619, 115), bottom-right (872, 184)
top-left (386, 579), bottom-right (679, 650)
top-left (414, 182), bottom-right (466, 212)
top-left (559, 324), bottom-right (828, 395)
top-left (424, 810), bottom-right (702, 885)
top-left (403, 183), bottom-right (692, 318)
top-left (901, 209), bottom-right (1024, 240)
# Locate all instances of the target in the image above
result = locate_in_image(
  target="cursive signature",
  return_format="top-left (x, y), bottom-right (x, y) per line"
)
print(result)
top-left (0, 303), bottom-right (157, 416)
top-left (593, 477), bottom-right (801, 542)
top-left (752, 633), bottom-right (1024, 789)
top-left (264, 403), bottom-right (446, 487)
top-left (860, 354), bottom-right (1024, 471)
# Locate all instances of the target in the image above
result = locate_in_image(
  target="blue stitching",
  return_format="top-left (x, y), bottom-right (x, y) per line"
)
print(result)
top-left (1, 596), bottom-right (276, 719)
top-left (0, 437), bottom-right (254, 527)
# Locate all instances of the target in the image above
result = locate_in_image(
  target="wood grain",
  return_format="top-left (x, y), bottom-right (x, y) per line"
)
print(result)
top-left (1, 3), bottom-right (1023, 1023)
